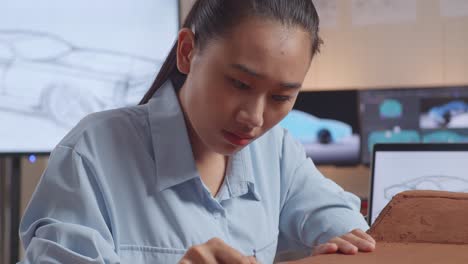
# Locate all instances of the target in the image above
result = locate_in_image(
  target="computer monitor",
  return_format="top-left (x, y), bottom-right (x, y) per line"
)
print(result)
top-left (359, 87), bottom-right (468, 164)
top-left (368, 143), bottom-right (468, 225)
top-left (0, 0), bottom-right (179, 153)
top-left (279, 90), bottom-right (361, 165)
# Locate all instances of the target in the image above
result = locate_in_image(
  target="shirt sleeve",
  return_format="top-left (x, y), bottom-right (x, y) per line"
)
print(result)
top-left (19, 145), bottom-right (120, 264)
top-left (278, 129), bottom-right (369, 250)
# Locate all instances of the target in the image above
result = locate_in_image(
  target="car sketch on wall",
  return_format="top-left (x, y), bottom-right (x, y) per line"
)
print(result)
top-left (383, 175), bottom-right (468, 200)
top-left (0, 30), bottom-right (160, 128)
top-left (279, 109), bottom-right (360, 164)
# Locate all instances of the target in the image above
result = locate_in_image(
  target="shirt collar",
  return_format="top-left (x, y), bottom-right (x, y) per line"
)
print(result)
top-left (222, 147), bottom-right (261, 201)
top-left (147, 81), bottom-right (199, 192)
top-left (147, 81), bottom-right (261, 201)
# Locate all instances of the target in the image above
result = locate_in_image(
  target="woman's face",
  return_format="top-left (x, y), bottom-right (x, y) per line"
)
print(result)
top-left (178, 17), bottom-right (312, 155)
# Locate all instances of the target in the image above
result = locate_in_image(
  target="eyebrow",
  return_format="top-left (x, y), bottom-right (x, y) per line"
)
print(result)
top-left (230, 63), bottom-right (302, 90)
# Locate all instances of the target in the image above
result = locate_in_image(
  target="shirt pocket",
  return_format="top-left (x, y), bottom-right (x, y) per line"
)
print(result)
top-left (119, 244), bottom-right (186, 263)
top-left (254, 237), bottom-right (278, 264)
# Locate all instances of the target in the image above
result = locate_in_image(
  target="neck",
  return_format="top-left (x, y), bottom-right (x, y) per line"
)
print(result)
top-left (177, 83), bottom-right (226, 164)
top-left (188, 124), bottom-right (228, 196)
top-left (186, 106), bottom-right (228, 197)
top-left (178, 90), bottom-right (227, 196)
top-left (186, 118), bottom-right (226, 166)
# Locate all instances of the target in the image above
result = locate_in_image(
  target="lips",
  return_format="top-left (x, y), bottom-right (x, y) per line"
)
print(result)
top-left (222, 130), bottom-right (254, 146)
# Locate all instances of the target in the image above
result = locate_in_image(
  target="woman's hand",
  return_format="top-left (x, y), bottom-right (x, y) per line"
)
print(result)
top-left (312, 229), bottom-right (376, 256)
top-left (179, 238), bottom-right (258, 264)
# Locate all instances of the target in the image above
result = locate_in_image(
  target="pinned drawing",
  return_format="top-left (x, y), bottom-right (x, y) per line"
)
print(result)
top-left (313, 0), bottom-right (338, 28)
top-left (352, 0), bottom-right (417, 26)
top-left (0, 29), bottom-right (160, 128)
top-left (440, 0), bottom-right (468, 17)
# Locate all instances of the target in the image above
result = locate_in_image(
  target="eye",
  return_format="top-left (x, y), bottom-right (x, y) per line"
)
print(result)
top-left (272, 95), bottom-right (292, 102)
top-left (228, 77), bottom-right (250, 90)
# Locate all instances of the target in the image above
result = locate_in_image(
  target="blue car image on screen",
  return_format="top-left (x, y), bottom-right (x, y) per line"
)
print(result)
top-left (368, 128), bottom-right (420, 152)
top-left (379, 99), bottom-right (403, 119)
top-left (279, 110), bottom-right (360, 164)
top-left (280, 109), bottom-right (352, 143)
top-left (0, 30), bottom-right (160, 127)
top-left (428, 100), bottom-right (468, 126)
top-left (423, 131), bottom-right (468, 143)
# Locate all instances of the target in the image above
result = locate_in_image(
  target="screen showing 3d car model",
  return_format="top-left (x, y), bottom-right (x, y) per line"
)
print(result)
top-left (0, 0), bottom-right (178, 153)
top-left (279, 90), bottom-right (361, 165)
top-left (359, 87), bottom-right (468, 163)
top-left (371, 150), bottom-right (468, 224)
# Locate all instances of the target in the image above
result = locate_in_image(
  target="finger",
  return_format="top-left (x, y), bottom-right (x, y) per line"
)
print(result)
top-left (180, 245), bottom-right (217, 264)
top-left (312, 243), bottom-right (338, 256)
top-left (207, 238), bottom-right (249, 263)
top-left (246, 256), bottom-right (258, 264)
top-left (341, 233), bottom-right (375, 252)
top-left (329, 237), bottom-right (358, 255)
top-left (351, 229), bottom-right (376, 245)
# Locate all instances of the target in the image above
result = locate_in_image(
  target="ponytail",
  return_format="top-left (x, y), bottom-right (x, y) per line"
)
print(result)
top-left (139, 0), bottom-right (202, 104)
top-left (139, 43), bottom-right (183, 104)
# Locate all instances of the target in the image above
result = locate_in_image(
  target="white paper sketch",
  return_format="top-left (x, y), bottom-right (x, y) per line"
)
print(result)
top-left (384, 175), bottom-right (468, 200)
top-left (352, 0), bottom-right (417, 26)
top-left (313, 0), bottom-right (338, 28)
top-left (0, 30), bottom-right (161, 128)
top-left (440, 0), bottom-right (468, 17)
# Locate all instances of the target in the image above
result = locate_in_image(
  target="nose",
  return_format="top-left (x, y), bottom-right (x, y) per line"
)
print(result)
top-left (236, 98), bottom-right (264, 129)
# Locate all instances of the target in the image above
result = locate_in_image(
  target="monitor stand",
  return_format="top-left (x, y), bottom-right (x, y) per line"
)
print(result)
top-left (0, 156), bottom-right (21, 264)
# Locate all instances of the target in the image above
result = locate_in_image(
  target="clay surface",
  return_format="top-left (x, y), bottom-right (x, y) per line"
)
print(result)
top-left (283, 190), bottom-right (468, 264)
top-left (370, 190), bottom-right (468, 244)
top-left (289, 243), bottom-right (468, 264)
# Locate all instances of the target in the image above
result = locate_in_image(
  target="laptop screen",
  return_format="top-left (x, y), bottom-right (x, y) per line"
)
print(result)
top-left (369, 144), bottom-right (468, 225)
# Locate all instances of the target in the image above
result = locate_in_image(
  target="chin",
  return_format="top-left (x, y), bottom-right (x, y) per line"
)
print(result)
top-left (215, 143), bottom-right (244, 156)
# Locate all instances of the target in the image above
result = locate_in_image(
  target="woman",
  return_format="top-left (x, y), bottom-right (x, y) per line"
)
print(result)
top-left (19, 0), bottom-right (375, 263)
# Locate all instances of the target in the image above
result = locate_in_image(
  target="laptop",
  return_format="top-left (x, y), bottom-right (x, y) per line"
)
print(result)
top-left (368, 143), bottom-right (468, 225)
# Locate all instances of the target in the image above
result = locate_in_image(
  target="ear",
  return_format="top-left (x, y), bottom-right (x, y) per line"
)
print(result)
top-left (176, 28), bottom-right (196, 74)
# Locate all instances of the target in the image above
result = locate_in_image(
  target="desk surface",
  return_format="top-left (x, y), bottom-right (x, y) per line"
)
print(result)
top-left (317, 165), bottom-right (371, 199)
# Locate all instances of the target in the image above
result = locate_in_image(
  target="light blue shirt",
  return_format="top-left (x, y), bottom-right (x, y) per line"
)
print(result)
top-left (19, 81), bottom-right (368, 263)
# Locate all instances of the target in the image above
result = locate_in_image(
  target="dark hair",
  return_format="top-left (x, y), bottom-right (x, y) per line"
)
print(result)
top-left (139, 0), bottom-right (322, 104)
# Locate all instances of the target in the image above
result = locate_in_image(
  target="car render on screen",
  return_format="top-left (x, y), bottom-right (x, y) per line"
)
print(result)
top-left (423, 130), bottom-right (468, 143)
top-left (279, 109), bottom-right (360, 164)
top-left (0, 30), bottom-right (160, 128)
top-left (379, 99), bottom-right (403, 119)
top-left (428, 100), bottom-right (468, 127)
top-left (367, 127), bottom-right (420, 152)
top-left (280, 109), bottom-right (352, 144)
